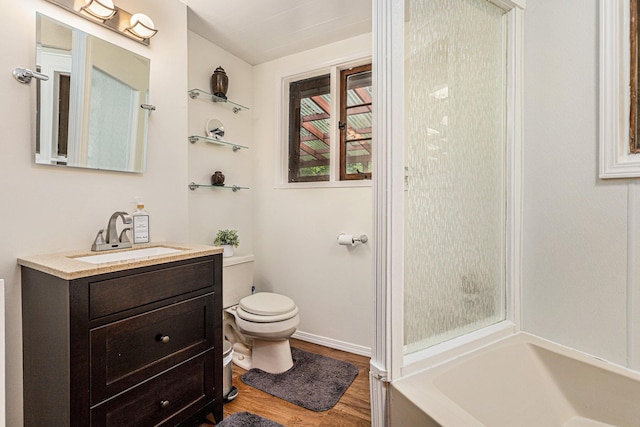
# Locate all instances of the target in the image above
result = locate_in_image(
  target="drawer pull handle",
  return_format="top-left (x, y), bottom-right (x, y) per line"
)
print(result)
top-left (157, 334), bottom-right (170, 344)
top-left (160, 400), bottom-right (170, 409)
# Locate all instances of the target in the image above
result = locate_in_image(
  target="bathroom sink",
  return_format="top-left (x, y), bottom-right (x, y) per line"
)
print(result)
top-left (72, 246), bottom-right (183, 265)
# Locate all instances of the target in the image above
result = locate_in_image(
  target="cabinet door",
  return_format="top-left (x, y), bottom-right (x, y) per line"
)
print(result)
top-left (91, 294), bottom-right (213, 403)
top-left (91, 351), bottom-right (214, 427)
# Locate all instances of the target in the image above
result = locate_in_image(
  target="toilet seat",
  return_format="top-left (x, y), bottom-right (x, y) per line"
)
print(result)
top-left (236, 293), bottom-right (298, 323)
top-left (240, 293), bottom-right (296, 315)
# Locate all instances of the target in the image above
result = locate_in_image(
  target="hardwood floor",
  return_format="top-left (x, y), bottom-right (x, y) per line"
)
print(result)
top-left (200, 339), bottom-right (371, 426)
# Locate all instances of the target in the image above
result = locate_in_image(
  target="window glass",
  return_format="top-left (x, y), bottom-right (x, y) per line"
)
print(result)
top-left (340, 65), bottom-right (372, 180)
top-left (288, 74), bottom-right (331, 182)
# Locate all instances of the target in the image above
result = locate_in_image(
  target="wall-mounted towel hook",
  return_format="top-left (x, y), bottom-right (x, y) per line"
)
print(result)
top-left (12, 67), bottom-right (49, 84)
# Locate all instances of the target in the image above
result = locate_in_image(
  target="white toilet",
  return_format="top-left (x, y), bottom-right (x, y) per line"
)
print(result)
top-left (222, 255), bottom-right (300, 374)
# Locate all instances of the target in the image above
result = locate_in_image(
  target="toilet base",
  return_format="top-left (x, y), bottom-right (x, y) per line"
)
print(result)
top-left (251, 339), bottom-right (294, 373)
top-left (224, 306), bottom-right (297, 374)
top-left (231, 342), bottom-right (252, 370)
top-left (231, 339), bottom-right (294, 374)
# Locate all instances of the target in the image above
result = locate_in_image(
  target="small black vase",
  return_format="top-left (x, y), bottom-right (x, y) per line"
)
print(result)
top-left (211, 171), bottom-right (225, 186)
top-left (210, 66), bottom-right (229, 100)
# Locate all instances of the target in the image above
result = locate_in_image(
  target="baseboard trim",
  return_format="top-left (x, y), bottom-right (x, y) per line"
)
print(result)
top-left (292, 330), bottom-right (371, 357)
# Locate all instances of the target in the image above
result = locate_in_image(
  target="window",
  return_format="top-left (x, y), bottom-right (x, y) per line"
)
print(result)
top-left (340, 64), bottom-right (372, 180)
top-left (288, 74), bottom-right (331, 182)
top-left (287, 62), bottom-right (372, 184)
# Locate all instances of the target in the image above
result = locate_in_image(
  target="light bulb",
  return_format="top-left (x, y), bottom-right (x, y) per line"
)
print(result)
top-left (127, 13), bottom-right (157, 39)
top-left (81, 0), bottom-right (116, 20)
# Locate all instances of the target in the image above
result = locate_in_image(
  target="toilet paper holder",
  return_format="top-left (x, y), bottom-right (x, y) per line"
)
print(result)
top-left (337, 233), bottom-right (369, 246)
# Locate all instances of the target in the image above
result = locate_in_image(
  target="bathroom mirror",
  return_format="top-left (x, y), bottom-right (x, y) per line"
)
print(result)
top-left (35, 13), bottom-right (151, 173)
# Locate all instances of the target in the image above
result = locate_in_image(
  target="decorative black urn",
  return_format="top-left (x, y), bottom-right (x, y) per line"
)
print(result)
top-left (211, 171), bottom-right (225, 186)
top-left (210, 66), bottom-right (229, 100)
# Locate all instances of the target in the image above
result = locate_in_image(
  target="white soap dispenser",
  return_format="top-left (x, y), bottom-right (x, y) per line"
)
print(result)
top-left (132, 196), bottom-right (150, 244)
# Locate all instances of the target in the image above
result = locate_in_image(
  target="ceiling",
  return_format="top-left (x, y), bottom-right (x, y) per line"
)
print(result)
top-left (182, 0), bottom-right (372, 65)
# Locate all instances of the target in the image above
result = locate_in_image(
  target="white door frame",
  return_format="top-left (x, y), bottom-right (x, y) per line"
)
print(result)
top-left (370, 0), bottom-right (405, 424)
top-left (370, 1), bottom-right (525, 425)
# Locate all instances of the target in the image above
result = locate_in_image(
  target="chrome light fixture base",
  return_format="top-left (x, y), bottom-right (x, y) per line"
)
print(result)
top-left (44, 0), bottom-right (157, 46)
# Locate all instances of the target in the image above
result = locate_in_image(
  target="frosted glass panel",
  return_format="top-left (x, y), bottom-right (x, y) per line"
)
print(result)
top-left (404, 0), bottom-right (507, 353)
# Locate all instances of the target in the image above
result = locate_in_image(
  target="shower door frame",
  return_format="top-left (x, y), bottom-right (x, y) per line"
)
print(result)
top-left (370, 0), bottom-right (525, 425)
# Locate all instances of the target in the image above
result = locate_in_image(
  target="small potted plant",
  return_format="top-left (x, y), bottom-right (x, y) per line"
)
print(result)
top-left (214, 229), bottom-right (239, 258)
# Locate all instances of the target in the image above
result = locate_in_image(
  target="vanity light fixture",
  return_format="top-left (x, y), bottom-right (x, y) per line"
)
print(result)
top-left (126, 13), bottom-right (157, 39)
top-left (44, 0), bottom-right (158, 45)
top-left (80, 0), bottom-right (116, 21)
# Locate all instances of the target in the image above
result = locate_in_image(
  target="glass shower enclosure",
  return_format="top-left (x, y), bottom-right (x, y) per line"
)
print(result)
top-left (369, 1), bottom-right (524, 422)
top-left (403, 0), bottom-right (508, 354)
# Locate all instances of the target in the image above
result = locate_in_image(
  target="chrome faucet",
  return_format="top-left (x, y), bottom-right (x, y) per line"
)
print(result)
top-left (91, 211), bottom-right (132, 252)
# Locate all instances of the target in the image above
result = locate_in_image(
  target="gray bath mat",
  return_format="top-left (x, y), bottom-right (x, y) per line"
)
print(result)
top-left (241, 347), bottom-right (359, 412)
top-left (216, 411), bottom-right (284, 427)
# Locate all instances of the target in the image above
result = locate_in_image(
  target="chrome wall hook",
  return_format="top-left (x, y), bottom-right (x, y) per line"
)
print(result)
top-left (12, 67), bottom-right (49, 84)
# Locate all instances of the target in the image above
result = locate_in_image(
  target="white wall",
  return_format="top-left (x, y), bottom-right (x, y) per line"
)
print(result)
top-left (523, 0), bottom-right (633, 366)
top-left (187, 31), bottom-right (254, 253)
top-left (252, 34), bottom-right (373, 353)
top-left (0, 0), bottom-right (188, 424)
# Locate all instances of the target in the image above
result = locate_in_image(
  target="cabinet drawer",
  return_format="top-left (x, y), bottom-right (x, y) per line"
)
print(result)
top-left (90, 295), bottom-right (213, 404)
top-left (89, 259), bottom-right (214, 319)
top-left (91, 350), bottom-right (214, 427)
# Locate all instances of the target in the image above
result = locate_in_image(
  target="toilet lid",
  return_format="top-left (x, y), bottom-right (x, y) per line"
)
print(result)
top-left (239, 292), bottom-right (296, 316)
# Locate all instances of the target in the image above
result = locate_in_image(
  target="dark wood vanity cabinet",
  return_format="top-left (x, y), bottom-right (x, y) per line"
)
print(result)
top-left (21, 254), bottom-right (223, 426)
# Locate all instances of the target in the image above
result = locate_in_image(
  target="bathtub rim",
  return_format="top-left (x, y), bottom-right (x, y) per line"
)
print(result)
top-left (402, 320), bottom-right (517, 377)
top-left (392, 331), bottom-right (640, 426)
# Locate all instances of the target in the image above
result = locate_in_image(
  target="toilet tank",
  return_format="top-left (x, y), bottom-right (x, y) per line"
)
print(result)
top-left (222, 254), bottom-right (255, 308)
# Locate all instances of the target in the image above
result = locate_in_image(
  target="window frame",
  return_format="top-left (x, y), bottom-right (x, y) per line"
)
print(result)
top-left (600, 0), bottom-right (640, 178)
top-left (288, 74), bottom-right (332, 183)
top-left (339, 64), bottom-right (373, 181)
top-left (278, 56), bottom-right (373, 188)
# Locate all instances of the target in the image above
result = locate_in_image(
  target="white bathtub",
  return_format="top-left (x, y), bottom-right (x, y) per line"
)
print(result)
top-left (391, 333), bottom-right (640, 426)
